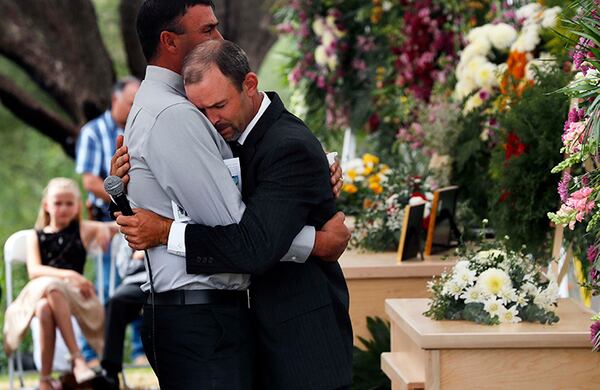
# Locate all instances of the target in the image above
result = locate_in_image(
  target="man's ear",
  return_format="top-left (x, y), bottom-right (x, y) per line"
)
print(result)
top-left (243, 72), bottom-right (259, 96)
top-left (159, 31), bottom-right (178, 55)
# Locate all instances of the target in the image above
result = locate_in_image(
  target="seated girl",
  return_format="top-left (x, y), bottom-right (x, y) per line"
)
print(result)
top-left (3, 178), bottom-right (118, 389)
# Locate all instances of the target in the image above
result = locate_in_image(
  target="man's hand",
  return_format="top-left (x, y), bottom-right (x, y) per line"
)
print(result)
top-left (312, 212), bottom-right (350, 262)
top-left (111, 135), bottom-right (131, 186)
top-left (116, 208), bottom-right (174, 250)
top-left (330, 158), bottom-right (343, 199)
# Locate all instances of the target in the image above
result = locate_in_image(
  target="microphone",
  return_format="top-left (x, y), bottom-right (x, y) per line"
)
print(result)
top-left (104, 175), bottom-right (134, 216)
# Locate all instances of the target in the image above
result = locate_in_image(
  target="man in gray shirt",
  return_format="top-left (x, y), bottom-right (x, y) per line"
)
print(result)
top-left (105, 1), bottom-right (348, 389)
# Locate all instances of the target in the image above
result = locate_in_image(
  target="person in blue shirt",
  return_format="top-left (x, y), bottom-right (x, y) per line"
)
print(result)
top-left (75, 77), bottom-right (146, 367)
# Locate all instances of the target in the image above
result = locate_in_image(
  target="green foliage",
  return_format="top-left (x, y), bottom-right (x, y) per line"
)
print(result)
top-left (489, 68), bottom-right (571, 256)
top-left (352, 317), bottom-right (391, 390)
top-left (451, 102), bottom-right (494, 220)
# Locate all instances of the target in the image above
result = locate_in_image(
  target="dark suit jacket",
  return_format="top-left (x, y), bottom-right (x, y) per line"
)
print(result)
top-left (184, 92), bottom-right (352, 389)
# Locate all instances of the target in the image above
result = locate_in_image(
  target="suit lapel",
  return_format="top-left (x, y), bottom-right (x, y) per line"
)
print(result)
top-left (239, 92), bottom-right (285, 166)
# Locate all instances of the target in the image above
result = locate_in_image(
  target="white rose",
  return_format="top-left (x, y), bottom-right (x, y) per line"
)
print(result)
top-left (327, 53), bottom-right (338, 71)
top-left (489, 23), bottom-right (518, 50)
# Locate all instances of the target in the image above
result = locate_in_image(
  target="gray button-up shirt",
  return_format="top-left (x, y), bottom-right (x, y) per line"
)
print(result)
top-left (125, 66), bottom-right (313, 292)
top-left (125, 66), bottom-right (251, 292)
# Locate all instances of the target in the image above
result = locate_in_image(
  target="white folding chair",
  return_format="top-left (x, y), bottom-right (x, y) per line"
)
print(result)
top-left (4, 229), bottom-right (86, 389)
top-left (4, 229), bottom-right (30, 390)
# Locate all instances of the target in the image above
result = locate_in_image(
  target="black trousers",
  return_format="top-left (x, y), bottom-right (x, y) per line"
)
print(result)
top-left (101, 283), bottom-right (146, 374)
top-left (141, 301), bottom-right (253, 390)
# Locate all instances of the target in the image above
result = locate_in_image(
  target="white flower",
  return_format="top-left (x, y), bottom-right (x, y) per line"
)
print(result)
top-left (465, 55), bottom-right (489, 76)
top-left (327, 54), bottom-right (338, 71)
top-left (498, 305), bottom-right (522, 323)
top-left (461, 39), bottom-right (492, 62)
top-left (454, 267), bottom-right (477, 287)
top-left (382, 1), bottom-right (393, 11)
top-left (511, 25), bottom-right (541, 52)
top-left (477, 268), bottom-right (512, 296)
top-left (541, 7), bottom-right (562, 29)
top-left (463, 94), bottom-right (483, 114)
top-left (461, 286), bottom-right (484, 304)
top-left (496, 63), bottom-right (508, 84)
top-left (483, 298), bottom-right (504, 318)
top-left (443, 279), bottom-right (465, 299)
top-left (480, 128), bottom-right (489, 142)
top-left (312, 18), bottom-right (325, 36)
top-left (475, 62), bottom-right (499, 89)
top-left (322, 31), bottom-right (336, 48)
top-left (522, 282), bottom-right (539, 296)
top-left (499, 287), bottom-right (518, 304)
top-left (516, 292), bottom-right (528, 307)
top-left (489, 23), bottom-right (518, 50)
top-left (525, 52), bottom-right (556, 80)
top-left (454, 78), bottom-right (476, 100)
top-left (516, 3), bottom-right (543, 22)
top-left (473, 249), bottom-right (505, 265)
top-left (467, 25), bottom-right (492, 45)
top-left (314, 45), bottom-right (328, 67)
top-left (455, 260), bottom-right (471, 271)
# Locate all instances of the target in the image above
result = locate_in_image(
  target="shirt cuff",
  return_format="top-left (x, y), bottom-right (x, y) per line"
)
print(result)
top-left (167, 222), bottom-right (187, 257)
top-left (280, 226), bottom-right (315, 263)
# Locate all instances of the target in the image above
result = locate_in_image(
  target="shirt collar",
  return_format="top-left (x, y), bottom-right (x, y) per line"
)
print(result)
top-left (237, 92), bottom-right (271, 146)
top-left (145, 65), bottom-right (185, 95)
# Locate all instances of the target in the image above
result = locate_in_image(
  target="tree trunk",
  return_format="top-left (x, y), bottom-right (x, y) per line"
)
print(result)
top-left (0, 0), bottom-right (115, 126)
top-left (120, 0), bottom-right (146, 80)
top-left (214, 0), bottom-right (277, 71)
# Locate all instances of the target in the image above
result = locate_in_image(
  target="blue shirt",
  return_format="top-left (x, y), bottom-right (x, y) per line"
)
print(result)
top-left (75, 111), bottom-right (124, 209)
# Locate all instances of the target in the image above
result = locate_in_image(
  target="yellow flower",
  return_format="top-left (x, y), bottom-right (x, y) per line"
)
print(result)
top-left (379, 164), bottom-right (390, 174)
top-left (368, 175), bottom-right (380, 184)
top-left (342, 183), bottom-right (358, 194)
top-left (362, 153), bottom-right (380, 165)
top-left (363, 198), bottom-right (374, 209)
top-left (363, 165), bottom-right (373, 175)
top-left (400, 96), bottom-right (408, 104)
top-left (369, 182), bottom-right (383, 194)
top-left (347, 169), bottom-right (358, 180)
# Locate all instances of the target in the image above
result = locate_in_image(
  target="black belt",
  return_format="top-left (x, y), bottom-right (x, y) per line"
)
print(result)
top-left (145, 289), bottom-right (248, 306)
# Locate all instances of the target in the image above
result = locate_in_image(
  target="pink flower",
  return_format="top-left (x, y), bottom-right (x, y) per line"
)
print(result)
top-left (557, 171), bottom-right (571, 203)
top-left (565, 187), bottom-right (595, 223)
top-left (562, 120), bottom-right (587, 155)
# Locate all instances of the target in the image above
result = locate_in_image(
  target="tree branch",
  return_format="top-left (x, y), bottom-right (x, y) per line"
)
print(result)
top-left (0, 73), bottom-right (78, 158)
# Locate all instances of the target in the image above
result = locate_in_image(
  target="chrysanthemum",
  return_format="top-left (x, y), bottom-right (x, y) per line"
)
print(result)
top-left (477, 268), bottom-right (512, 296)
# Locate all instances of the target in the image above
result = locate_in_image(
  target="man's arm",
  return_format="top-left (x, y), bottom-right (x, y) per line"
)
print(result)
top-left (182, 137), bottom-right (343, 275)
top-left (82, 173), bottom-right (110, 202)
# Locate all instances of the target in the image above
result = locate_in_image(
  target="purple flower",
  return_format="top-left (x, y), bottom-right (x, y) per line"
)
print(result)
top-left (558, 171), bottom-right (571, 203)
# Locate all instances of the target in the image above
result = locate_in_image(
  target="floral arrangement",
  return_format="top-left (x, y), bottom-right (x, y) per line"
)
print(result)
top-left (351, 170), bottom-right (430, 252)
top-left (544, 0), bottom-right (600, 350)
top-left (339, 153), bottom-right (391, 216)
top-left (454, 2), bottom-right (562, 114)
top-left (425, 227), bottom-right (560, 325)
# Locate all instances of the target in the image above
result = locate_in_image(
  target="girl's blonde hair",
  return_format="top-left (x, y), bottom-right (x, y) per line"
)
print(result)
top-left (34, 177), bottom-right (83, 229)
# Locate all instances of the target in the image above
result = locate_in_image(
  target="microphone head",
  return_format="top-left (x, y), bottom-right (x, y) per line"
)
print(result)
top-left (104, 176), bottom-right (125, 197)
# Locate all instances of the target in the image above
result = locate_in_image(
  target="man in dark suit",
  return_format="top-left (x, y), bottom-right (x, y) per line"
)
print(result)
top-left (117, 39), bottom-right (353, 389)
